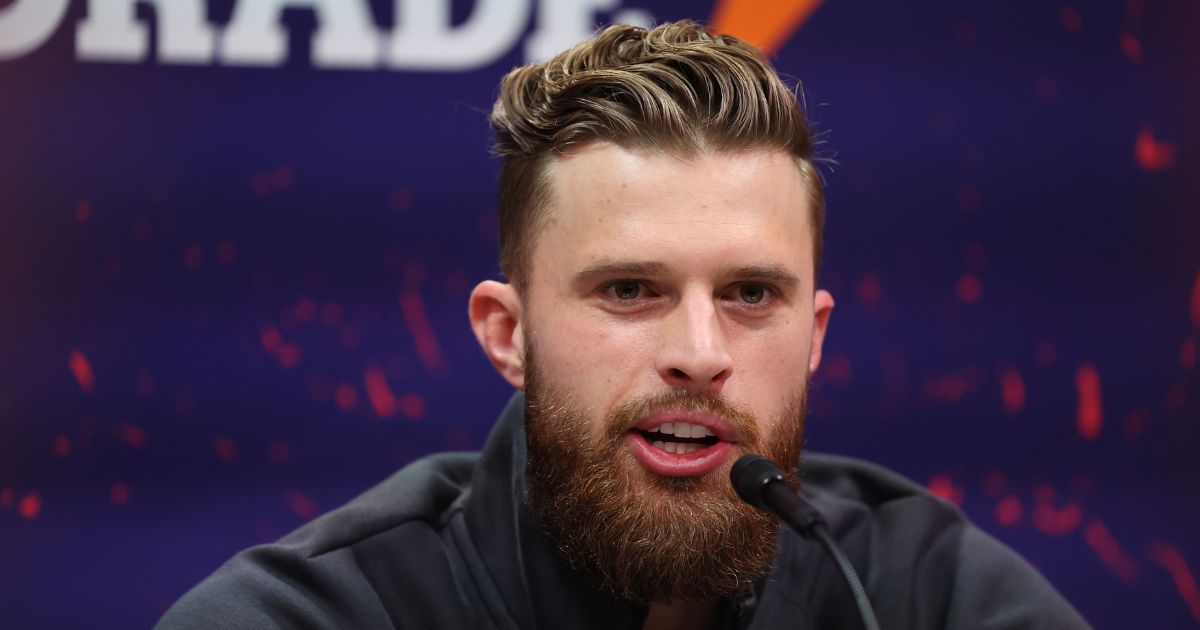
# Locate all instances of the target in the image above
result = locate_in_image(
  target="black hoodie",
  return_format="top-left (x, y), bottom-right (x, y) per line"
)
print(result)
top-left (156, 394), bottom-right (1089, 629)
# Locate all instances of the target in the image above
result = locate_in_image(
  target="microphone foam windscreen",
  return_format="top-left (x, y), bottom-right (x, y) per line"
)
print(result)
top-left (730, 454), bottom-right (784, 510)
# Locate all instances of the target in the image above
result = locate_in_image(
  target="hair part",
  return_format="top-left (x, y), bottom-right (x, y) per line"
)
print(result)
top-left (490, 20), bottom-right (824, 291)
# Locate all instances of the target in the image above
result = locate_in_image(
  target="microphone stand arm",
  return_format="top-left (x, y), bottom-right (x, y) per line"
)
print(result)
top-left (749, 464), bottom-right (884, 630)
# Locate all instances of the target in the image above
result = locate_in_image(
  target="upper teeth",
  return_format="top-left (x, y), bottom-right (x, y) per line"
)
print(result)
top-left (646, 422), bottom-right (715, 439)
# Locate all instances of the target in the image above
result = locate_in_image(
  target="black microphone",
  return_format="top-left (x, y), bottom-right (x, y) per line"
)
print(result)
top-left (731, 455), bottom-right (882, 630)
top-left (731, 455), bottom-right (827, 533)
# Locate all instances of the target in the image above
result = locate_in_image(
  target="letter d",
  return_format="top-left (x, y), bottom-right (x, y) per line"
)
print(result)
top-left (0, 0), bottom-right (70, 60)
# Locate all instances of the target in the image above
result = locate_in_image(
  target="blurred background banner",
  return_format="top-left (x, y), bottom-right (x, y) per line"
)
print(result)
top-left (1, 1), bottom-right (1197, 627)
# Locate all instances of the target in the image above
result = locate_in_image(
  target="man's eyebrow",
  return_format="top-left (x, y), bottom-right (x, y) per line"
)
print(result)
top-left (722, 264), bottom-right (803, 289)
top-left (571, 260), bottom-right (671, 284)
top-left (572, 261), bottom-right (802, 289)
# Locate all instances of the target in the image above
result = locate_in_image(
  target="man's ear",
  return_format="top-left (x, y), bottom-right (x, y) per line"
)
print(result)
top-left (468, 280), bottom-right (526, 389)
top-left (808, 289), bottom-right (835, 374)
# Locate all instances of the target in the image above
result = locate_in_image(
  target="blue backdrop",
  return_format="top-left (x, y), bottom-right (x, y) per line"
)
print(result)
top-left (1, 1), bottom-right (1198, 628)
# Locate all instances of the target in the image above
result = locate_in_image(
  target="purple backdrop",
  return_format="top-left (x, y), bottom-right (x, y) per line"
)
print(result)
top-left (1, 1), bottom-right (1198, 628)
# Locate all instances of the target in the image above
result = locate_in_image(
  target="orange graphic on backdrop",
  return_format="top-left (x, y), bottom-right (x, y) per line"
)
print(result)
top-left (710, 0), bottom-right (822, 56)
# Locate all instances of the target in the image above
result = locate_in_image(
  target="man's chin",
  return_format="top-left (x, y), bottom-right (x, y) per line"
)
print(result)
top-left (526, 417), bottom-right (779, 603)
top-left (521, 351), bottom-right (806, 603)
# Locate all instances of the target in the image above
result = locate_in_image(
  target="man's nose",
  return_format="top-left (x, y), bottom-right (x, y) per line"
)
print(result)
top-left (656, 293), bottom-right (733, 392)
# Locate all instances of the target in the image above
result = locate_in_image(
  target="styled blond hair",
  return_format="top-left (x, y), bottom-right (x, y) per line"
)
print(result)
top-left (489, 20), bottom-right (823, 289)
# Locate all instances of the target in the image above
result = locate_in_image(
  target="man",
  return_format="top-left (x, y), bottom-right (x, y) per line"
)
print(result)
top-left (157, 20), bottom-right (1088, 629)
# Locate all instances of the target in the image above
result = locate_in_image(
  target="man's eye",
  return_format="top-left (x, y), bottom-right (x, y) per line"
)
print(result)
top-left (608, 280), bottom-right (643, 300)
top-left (739, 284), bottom-right (766, 304)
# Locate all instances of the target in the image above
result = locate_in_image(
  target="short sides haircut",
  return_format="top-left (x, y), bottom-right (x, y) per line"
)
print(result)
top-left (489, 20), bottom-right (824, 291)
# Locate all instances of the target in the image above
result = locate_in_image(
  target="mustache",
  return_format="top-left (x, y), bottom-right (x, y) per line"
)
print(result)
top-left (603, 388), bottom-right (762, 446)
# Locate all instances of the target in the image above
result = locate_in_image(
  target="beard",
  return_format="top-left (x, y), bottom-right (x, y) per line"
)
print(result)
top-left (523, 350), bottom-right (808, 604)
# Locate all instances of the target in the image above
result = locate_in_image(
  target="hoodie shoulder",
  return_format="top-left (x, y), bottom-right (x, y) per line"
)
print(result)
top-left (155, 452), bottom-right (480, 629)
top-left (796, 452), bottom-right (1090, 629)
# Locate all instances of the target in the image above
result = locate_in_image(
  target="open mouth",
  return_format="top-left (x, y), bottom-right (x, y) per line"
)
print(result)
top-left (637, 422), bottom-right (721, 454)
top-left (623, 415), bottom-right (738, 477)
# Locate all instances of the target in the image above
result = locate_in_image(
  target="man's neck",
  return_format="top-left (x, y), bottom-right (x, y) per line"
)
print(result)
top-left (642, 600), bottom-right (718, 630)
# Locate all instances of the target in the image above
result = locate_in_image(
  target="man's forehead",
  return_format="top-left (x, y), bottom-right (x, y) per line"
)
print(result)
top-left (546, 141), bottom-right (805, 194)
top-left (531, 143), bottom-right (815, 275)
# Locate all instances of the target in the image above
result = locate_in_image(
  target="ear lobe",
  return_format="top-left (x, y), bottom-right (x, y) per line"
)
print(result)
top-left (808, 289), bottom-right (835, 374)
top-left (468, 280), bottom-right (526, 389)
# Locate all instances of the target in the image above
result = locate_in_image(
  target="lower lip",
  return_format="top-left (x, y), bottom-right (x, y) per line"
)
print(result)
top-left (623, 432), bottom-right (735, 477)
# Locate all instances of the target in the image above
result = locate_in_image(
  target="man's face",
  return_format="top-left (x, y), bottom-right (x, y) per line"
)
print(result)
top-left (522, 141), bottom-right (828, 472)
top-left (516, 142), bottom-right (833, 602)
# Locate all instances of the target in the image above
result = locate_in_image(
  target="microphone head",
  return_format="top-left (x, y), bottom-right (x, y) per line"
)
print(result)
top-left (730, 454), bottom-right (786, 511)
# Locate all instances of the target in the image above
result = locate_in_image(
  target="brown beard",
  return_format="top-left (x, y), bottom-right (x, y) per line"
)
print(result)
top-left (523, 351), bottom-right (808, 604)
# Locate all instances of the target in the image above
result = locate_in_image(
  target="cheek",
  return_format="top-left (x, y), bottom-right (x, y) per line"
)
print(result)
top-left (532, 315), bottom-right (652, 390)
top-left (730, 325), bottom-right (812, 407)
